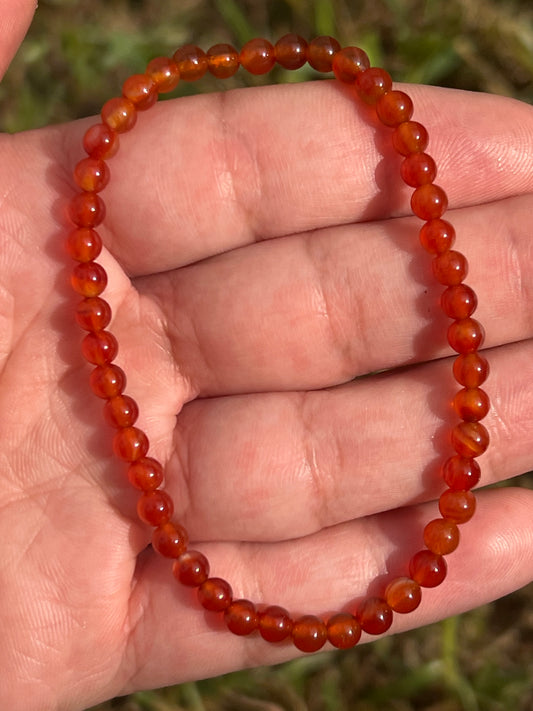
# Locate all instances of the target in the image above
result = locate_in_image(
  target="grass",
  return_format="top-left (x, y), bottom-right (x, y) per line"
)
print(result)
top-left (2, 0), bottom-right (532, 709)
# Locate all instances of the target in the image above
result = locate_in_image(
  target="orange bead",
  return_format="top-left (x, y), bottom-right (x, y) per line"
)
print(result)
top-left (173, 45), bottom-right (208, 81)
top-left (137, 489), bottom-right (174, 526)
top-left (385, 577), bottom-right (422, 613)
top-left (453, 387), bottom-right (490, 422)
top-left (332, 46), bottom-right (370, 82)
top-left (274, 34), bottom-right (308, 69)
top-left (326, 612), bottom-right (361, 649)
top-left (355, 67), bottom-right (393, 105)
top-left (447, 318), bottom-right (485, 354)
top-left (66, 227), bottom-right (103, 263)
top-left (291, 615), bottom-right (328, 652)
top-left (411, 183), bottom-right (448, 220)
top-left (127, 457), bottom-right (164, 492)
top-left (439, 489), bottom-right (477, 523)
top-left (146, 56), bottom-right (181, 93)
top-left (152, 521), bottom-right (188, 558)
top-left (358, 597), bottom-right (393, 635)
top-left (70, 261), bottom-right (108, 297)
top-left (81, 330), bottom-right (118, 365)
top-left (83, 123), bottom-right (120, 159)
top-left (174, 550), bottom-right (210, 587)
top-left (101, 96), bottom-right (137, 133)
top-left (207, 43), bottom-right (240, 78)
top-left (224, 599), bottom-right (259, 636)
top-left (198, 577), bottom-right (233, 611)
top-left (69, 192), bottom-right (106, 228)
top-left (103, 394), bottom-right (139, 428)
top-left (392, 121), bottom-right (429, 155)
top-left (451, 421), bottom-right (489, 457)
top-left (74, 157), bottom-right (110, 193)
top-left (442, 455), bottom-right (481, 490)
top-left (453, 352), bottom-right (490, 388)
top-left (89, 364), bottom-right (126, 399)
top-left (113, 426), bottom-right (149, 462)
top-left (122, 73), bottom-right (158, 110)
top-left (423, 518), bottom-right (460, 555)
top-left (409, 550), bottom-right (447, 587)
top-left (400, 152), bottom-right (437, 187)
top-left (307, 35), bottom-right (341, 72)
top-left (239, 38), bottom-right (275, 75)
top-left (441, 284), bottom-right (478, 319)
top-left (258, 605), bottom-right (293, 642)
top-left (75, 296), bottom-right (111, 331)
top-left (432, 250), bottom-right (468, 286)
top-left (376, 90), bottom-right (414, 127)
top-left (419, 219), bottom-right (456, 254)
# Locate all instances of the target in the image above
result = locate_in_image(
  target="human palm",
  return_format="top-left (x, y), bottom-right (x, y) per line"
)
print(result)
top-left (2, 8), bottom-right (533, 711)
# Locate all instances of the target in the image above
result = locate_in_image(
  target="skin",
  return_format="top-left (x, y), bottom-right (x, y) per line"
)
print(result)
top-left (1, 3), bottom-right (533, 710)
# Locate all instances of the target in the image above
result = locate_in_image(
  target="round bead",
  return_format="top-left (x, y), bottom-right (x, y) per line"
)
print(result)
top-left (447, 318), bottom-right (485, 354)
top-left (146, 56), bottom-right (181, 93)
top-left (101, 96), bottom-right (137, 133)
top-left (411, 184), bottom-right (448, 220)
top-left (376, 90), bottom-right (414, 127)
top-left (409, 550), bottom-right (447, 587)
top-left (432, 250), bottom-right (468, 286)
top-left (419, 219), bottom-right (456, 254)
top-left (127, 457), bottom-right (164, 492)
top-left (392, 121), bottom-right (429, 155)
top-left (224, 599), bottom-right (259, 636)
top-left (122, 73), bottom-right (158, 110)
top-left (358, 597), bottom-right (393, 635)
top-left (75, 296), bottom-right (111, 331)
top-left (423, 518), bottom-right (460, 555)
top-left (173, 45), bottom-right (208, 81)
top-left (326, 613), bottom-right (361, 649)
top-left (137, 489), bottom-right (174, 527)
top-left (81, 330), bottom-right (118, 365)
top-left (258, 605), bottom-right (293, 642)
top-left (174, 550), bottom-right (210, 587)
top-left (442, 456), bottom-right (481, 490)
top-left (307, 36), bottom-right (341, 72)
top-left (355, 67), bottom-right (393, 105)
top-left (441, 284), bottom-right (478, 319)
top-left (74, 157), bottom-right (110, 193)
top-left (452, 387), bottom-right (490, 422)
top-left (385, 577), bottom-right (422, 614)
top-left (69, 192), bottom-right (106, 228)
top-left (206, 43), bottom-right (240, 78)
top-left (198, 577), bottom-right (233, 612)
top-left (332, 46), bottom-right (370, 82)
top-left (103, 394), bottom-right (139, 428)
top-left (89, 364), bottom-right (126, 399)
top-left (70, 262), bottom-right (108, 297)
top-left (239, 38), bottom-right (275, 75)
top-left (439, 489), bottom-right (477, 523)
top-left (451, 421), bottom-right (489, 457)
top-left (400, 152), bottom-right (437, 187)
top-left (83, 123), bottom-right (120, 160)
top-left (113, 426), bottom-right (149, 462)
top-left (274, 34), bottom-right (308, 70)
top-left (291, 615), bottom-right (328, 652)
top-left (152, 521), bottom-right (189, 558)
top-left (453, 352), bottom-right (490, 388)
top-left (66, 227), bottom-right (103, 263)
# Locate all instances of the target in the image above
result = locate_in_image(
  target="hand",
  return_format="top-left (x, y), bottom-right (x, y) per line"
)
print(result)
top-left (2, 6), bottom-right (533, 711)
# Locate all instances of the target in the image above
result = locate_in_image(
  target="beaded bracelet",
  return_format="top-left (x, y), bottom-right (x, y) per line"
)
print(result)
top-left (66, 35), bottom-right (490, 653)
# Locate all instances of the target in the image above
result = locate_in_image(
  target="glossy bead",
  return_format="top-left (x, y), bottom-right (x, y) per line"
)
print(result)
top-left (400, 152), bottom-right (437, 187)
top-left (207, 43), bottom-right (240, 78)
top-left (432, 250), bottom-right (468, 286)
top-left (409, 550), bottom-right (447, 587)
top-left (224, 599), bottom-right (259, 636)
top-left (74, 157), bottom-right (110, 193)
top-left (83, 123), bottom-right (119, 160)
top-left (411, 184), bottom-right (448, 220)
top-left (122, 73), bottom-right (158, 110)
top-left (173, 45), bottom-right (208, 81)
top-left (174, 551), bottom-right (210, 587)
top-left (392, 121), bottom-right (429, 155)
top-left (376, 90), bottom-right (414, 127)
top-left (451, 421), bottom-right (489, 457)
top-left (442, 455), bottom-right (481, 490)
top-left (101, 96), bottom-right (137, 133)
top-left (441, 284), bottom-right (478, 319)
top-left (239, 38), bottom-right (275, 75)
top-left (75, 296), bottom-right (111, 331)
top-left (66, 227), bottom-right (102, 262)
top-left (447, 318), bottom-right (485, 354)
top-left (127, 457), bottom-right (164, 492)
top-left (69, 192), bottom-right (106, 228)
top-left (358, 597), bottom-right (393, 635)
top-left (81, 330), bottom-right (118, 365)
top-left (152, 521), bottom-right (189, 558)
top-left (103, 394), bottom-right (139, 428)
top-left (146, 56), bottom-right (181, 93)
top-left (453, 352), bottom-right (490, 388)
top-left (332, 46), bottom-right (370, 82)
top-left (198, 577), bottom-right (233, 612)
top-left (419, 219), bottom-right (456, 254)
top-left (70, 262), bottom-right (108, 297)
top-left (439, 489), bottom-right (477, 523)
top-left (355, 67), bottom-right (393, 105)
top-left (307, 36), bottom-right (341, 72)
top-left (385, 577), bottom-right (422, 614)
top-left (113, 426), bottom-right (149, 461)
top-left (137, 489), bottom-right (174, 526)
top-left (89, 364), bottom-right (126, 399)
top-left (291, 615), bottom-right (328, 652)
top-left (423, 518), bottom-right (460, 555)
top-left (326, 613), bottom-right (361, 649)
top-left (258, 605), bottom-right (293, 642)
top-left (274, 34), bottom-right (308, 70)
top-left (453, 387), bottom-right (490, 421)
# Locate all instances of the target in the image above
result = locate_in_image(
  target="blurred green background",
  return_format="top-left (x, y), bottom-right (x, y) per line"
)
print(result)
top-left (2, 0), bottom-right (532, 709)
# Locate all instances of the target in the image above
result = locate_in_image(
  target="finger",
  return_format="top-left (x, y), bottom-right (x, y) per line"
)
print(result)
top-left (0, 0), bottom-right (36, 80)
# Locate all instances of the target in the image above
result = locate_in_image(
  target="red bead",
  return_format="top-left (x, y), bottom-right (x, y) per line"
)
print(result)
top-left (453, 387), bottom-right (490, 422)
top-left (104, 394), bottom-right (139, 428)
top-left (137, 489), bottom-right (174, 526)
top-left (453, 353), bottom-right (490, 388)
top-left (392, 121), bottom-right (429, 155)
top-left (75, 296), bottom-right (111, 331)
top-left (376, 90), bottom-right (414, 127)
top-left (411, 184), bottom-right (448, 220)
top-left (173, 45), bottom-right (208, 81)
top-left (74, 157), bottom-right (110, 193)
top-left (419, 219), bottom-right (456, 254)
top-left (122, 73), bottom-right (158, 110)
top-left (83, 123), bottom-right (120, 160)
top-left (81, 329), bottom-right (118, 365)
top-left (127, 457), bottom-right (164, 492)
top-left (439, 489), bottom-right (477, 523)
top-left (385, 577), bottom-right (422, 614)
top-left (69, 192), bottom-right (106, 228)
top-left (355, 67), bottom-right (393, 105)
top-left (113, 426), bottom-right (149, 462)
top-left (66, 227), bottom-right (103, 263)
top-left (89, 364), bottom-right (126, 399)
top-left (224, 599), bottom-right (259, 636)
top-left (274, 34), bottom-right (308, 70)
top-left (423, 518), bottom-right (460, 555)
top-left (432, 250), bottom-right (468, 286)
top-left (291, 615), bottom-right (328, 652)
top-left (326, 613), bottom-right (361, 649)
top-left (409, 550), bottom-right (447, 587)
top-left (198, 577), bottom-right (233, 612)
top-left (152, 521), bottom-right (189, 558)
top-left (146, 56), bottom-right (180, 93)
top-left (307, 36), bottom-right (341, 72)
top-left (206, 43), bottom-right (240, 78)
top-left (101, 96), bottom-right (137, 133)
top-left (441, 284), bottom-right (478, 319)
top-left (239, 38), bottom-right (275, 75)
top-left (442, 456), bottom-right (481, 490)
top-left (447, 318), bottom-right (485, 354)
top-left (332, 46), bottom-right (370, 82)
top-left (358, 597), bottom-right (393, 635)
top-left (70, 262), bottom-right (108, 297)
top-left (174, 550), bottom-right (210, 587)
top-left (258, 605), bottom-right (293, 642)
top-left (401, 152), bottom-right (437, 187)
top-left (451, 421), bottom-right (489, 457)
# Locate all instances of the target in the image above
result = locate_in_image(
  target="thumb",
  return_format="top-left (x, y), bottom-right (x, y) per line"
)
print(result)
top-left (0, 0), bottom-right (37, 82)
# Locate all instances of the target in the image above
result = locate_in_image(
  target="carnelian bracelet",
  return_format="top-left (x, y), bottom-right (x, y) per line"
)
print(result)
top-left (66, 35), bottom-right (490, 653)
